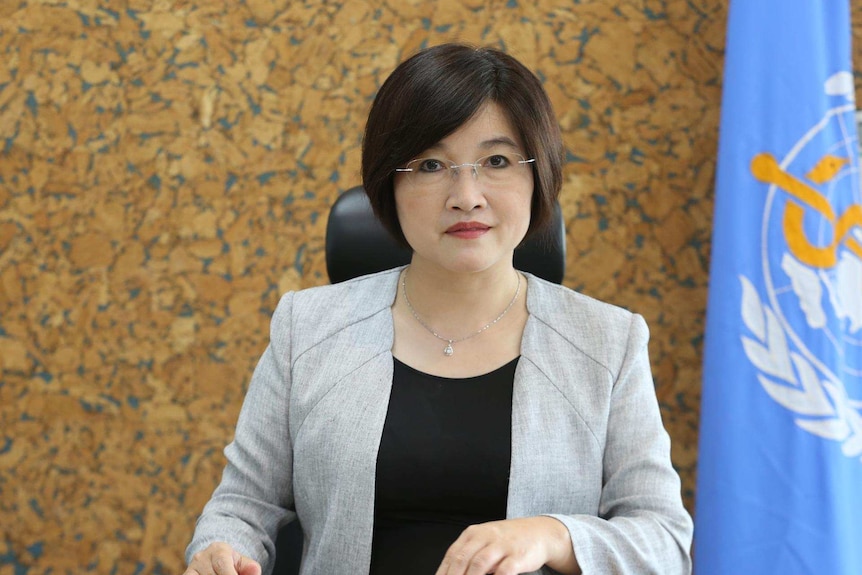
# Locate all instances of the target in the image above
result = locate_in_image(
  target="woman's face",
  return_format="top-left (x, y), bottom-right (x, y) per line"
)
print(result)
top-left (393, 102), bottom-right (534, 276)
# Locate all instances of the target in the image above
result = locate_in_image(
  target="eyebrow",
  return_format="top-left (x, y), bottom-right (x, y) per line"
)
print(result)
top-left (478, 136), bottom-right (520, 150)
top-left (427, 136), bottom-right (522, 154)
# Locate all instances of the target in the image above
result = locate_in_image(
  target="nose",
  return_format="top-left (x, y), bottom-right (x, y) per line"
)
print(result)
top-left (446, 165), bottom-right (487, 211)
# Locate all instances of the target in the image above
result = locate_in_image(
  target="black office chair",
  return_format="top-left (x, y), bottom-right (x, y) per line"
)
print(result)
top-left (271, 184), bottom-right (567, 574)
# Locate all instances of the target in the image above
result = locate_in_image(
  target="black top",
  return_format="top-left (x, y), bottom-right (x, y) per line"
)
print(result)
top-left (369, 356), bottom-right (518, 574)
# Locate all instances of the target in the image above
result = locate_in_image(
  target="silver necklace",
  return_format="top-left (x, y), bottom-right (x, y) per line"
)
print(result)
top-left (401, 268), bottom-right (521, 357)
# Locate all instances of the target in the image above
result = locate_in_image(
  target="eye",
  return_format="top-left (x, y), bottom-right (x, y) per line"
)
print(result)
top-left (417, 159), bottom-right (448, 173)
top-left (482, 154), bottom-right (512, 169)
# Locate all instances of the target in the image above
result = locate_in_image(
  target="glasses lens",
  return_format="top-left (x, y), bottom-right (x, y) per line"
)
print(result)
top-left (405, 158), bottom-right (450, 186)
top-left (400, 153), bottom-right (533, 187)
top-left (475, 153), bottom-right (530, 184)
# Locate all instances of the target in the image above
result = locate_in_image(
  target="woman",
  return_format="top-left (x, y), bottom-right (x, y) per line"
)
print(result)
top-left (183, 43), bottom-right (693, 575)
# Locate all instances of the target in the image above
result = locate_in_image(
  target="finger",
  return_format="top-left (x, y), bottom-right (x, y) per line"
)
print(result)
top-left (463, 546), bottom-right (505, 575)
top-left (442, 541), bottom-right (497, 575)
top-left (493, 544), bottom-right (549, 575)
top-left (211, 550), bottom-right (239, 575)
top-left (492, 556), bottom-right (534, 575)
top-left (186, 551), bottom-right (212, 575)
top-left (434, 557), bottom-right (447, 575)
top-left (435, 532), bottom-right (467, 575)
top-left (233, 551), bottom-right (262, 575)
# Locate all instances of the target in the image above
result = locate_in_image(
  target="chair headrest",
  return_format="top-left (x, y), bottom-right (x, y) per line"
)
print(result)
top-left (325, 186), bottom-right (566, 284)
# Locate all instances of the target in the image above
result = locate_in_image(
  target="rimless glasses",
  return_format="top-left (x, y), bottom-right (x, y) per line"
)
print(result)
top-left (395, 152), bottom-right (536, 189)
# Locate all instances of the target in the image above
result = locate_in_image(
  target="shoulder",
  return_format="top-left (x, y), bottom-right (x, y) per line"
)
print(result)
top-left (525, 274), bottom-right (644, 331)
top-left (269, 267), bottom-right (401, 349)
top-left (524, 273), bottom-right (649, 373)
top-left (291, 266), bottom-right (401, 314)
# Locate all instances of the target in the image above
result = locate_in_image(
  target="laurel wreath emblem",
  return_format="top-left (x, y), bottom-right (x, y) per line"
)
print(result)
top-left (739, 275), bottom-right (862, 460)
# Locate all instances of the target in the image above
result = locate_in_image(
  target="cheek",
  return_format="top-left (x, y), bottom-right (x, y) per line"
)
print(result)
top-left (394, 191), bottom-right (414, 228)
top-left (517, 199), bottom-right (533, 236)
top-left (517, 185), bottom-right (535, 225)
top-left (393, 189), bottom-right (428, 247)
top-left (393, 182), bottom-right (411, 225)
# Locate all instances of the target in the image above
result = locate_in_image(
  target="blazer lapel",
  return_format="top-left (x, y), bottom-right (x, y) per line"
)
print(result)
top-left (507, 275), bottom-right (607, 519)
top-left (289, 270), bottom-right (400, 573)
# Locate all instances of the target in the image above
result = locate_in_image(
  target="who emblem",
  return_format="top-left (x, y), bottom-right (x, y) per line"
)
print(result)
top-left (740, 72), bottom-right (862, 460)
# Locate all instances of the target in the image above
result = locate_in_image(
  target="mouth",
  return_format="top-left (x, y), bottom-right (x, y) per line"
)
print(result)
top-left (445, 221), bottom-right (490, 238)
top-left (446, 222), bottom-right (490, 233)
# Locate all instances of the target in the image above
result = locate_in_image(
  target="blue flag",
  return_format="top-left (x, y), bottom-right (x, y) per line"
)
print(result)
top-left (695, 2), bottom-right (862, 573)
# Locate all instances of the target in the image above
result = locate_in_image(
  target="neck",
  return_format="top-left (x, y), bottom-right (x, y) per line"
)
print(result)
top-left (399, 259), bottom-right (522, 333)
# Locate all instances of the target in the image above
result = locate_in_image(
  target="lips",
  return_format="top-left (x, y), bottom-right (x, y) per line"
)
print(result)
top-left (445, 221), bottom-right (490, 238)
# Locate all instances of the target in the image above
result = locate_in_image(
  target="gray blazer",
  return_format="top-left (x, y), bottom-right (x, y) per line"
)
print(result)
top-left (187, 268), bottom-right (693, 574)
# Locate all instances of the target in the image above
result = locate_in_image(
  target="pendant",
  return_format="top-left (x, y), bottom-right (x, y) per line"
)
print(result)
top-left (443, 343), bottom-right (454, 356)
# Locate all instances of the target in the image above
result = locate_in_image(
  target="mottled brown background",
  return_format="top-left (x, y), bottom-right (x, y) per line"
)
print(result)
top-left (0, 1), bottom-right (860, 573)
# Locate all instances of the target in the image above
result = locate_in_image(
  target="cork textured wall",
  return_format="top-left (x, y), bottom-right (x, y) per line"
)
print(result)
top-left (1, 1), bottom-right (860, 573)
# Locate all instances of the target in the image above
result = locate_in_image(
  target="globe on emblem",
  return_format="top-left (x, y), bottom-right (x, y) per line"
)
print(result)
top-left (763, 101), bottom-right (862, 400)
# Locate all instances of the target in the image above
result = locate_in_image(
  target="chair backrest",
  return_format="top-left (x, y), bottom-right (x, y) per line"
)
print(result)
top-left (325, 185), bottom-right (566, 284)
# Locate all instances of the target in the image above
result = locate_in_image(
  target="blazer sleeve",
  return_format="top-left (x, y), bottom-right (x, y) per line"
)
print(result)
top-left (547, 313), bottom-right (693, 574)
top-left (185, 292), bottom-right (296, 574)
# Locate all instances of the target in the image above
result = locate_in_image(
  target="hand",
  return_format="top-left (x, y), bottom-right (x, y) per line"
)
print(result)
top-left (435, 516), bottom-right (578, 575)
top-left (183, 542), bottom-right (261, 575)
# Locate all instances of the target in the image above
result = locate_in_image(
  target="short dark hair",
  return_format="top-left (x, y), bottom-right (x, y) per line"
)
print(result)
top-left (361, 43), bottom-right (564, 247)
